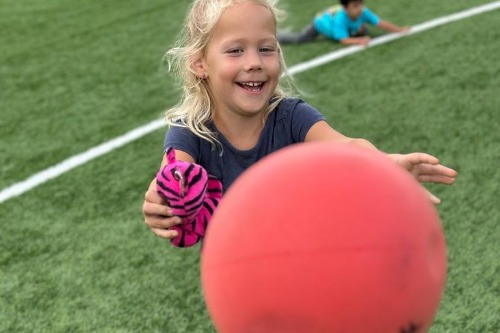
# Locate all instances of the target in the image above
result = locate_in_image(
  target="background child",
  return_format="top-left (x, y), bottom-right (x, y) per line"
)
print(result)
top-left (142, 0), bottom-right (455, 240)
top-left (278, 0), bottom-right (410, 46)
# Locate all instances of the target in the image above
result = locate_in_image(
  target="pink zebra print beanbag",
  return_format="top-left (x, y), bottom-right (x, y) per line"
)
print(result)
top-left (156, 147), bottom-right (222, 247)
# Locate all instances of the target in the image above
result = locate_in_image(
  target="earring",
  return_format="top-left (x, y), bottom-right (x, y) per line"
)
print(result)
top-left (200, 73), bottom-right (207, 79)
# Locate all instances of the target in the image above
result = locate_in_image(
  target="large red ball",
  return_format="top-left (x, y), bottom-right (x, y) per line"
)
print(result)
top-left (201, 142), bottom-right (446, 333)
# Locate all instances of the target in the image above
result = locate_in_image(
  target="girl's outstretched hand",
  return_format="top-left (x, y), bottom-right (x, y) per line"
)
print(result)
top-left (388, 153), bottom-right (457, 204)
top-left (142, 179), bottom-right (182, 239)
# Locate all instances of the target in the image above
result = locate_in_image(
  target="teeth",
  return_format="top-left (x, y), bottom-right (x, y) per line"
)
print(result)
top-left (241, 82), bottom-right (262, 87)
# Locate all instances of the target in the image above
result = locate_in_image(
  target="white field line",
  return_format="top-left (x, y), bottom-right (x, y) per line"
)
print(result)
top-left (1, 1), bottom-right (500, 204)
top-left (0, 120), bottom-right (165, 203)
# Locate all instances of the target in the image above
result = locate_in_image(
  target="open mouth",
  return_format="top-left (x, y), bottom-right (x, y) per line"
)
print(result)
top-left (237, 81), bottom-right (264, 92)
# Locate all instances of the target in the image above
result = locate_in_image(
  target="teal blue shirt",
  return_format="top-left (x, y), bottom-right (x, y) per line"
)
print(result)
top-left (314, 7), bottom-right (379, 41)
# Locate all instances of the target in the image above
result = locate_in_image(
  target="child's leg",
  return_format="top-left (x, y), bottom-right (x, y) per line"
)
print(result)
top-left (277, 23), bottom-right (318, 44)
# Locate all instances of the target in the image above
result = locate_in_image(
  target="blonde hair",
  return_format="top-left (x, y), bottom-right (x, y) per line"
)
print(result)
top-left (164, 0), bottom-right (291, 146)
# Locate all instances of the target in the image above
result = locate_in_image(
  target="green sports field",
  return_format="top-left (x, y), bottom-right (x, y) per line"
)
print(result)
top-left (1, 0), bottom-right (499, 332)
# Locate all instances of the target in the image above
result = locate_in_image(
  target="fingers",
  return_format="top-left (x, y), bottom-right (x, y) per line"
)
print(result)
top-left (142, 198), bottom-right (172, 217)
top-left (145, 214), bottom-right (181, 229)
top-left (142, 198), bottom-right (182, 229)
top-left (406, 152), bottom-right (440, 165)
top-left (423, 188), bottom-right (441, 205)
top-left (389, 154), bottom-right (457, 202)
top-left (144, 187), bottom-right (165, 205)
top-left (150, 227), bottom-right (179, 239)
top-left (412, 163), bottom-right (458, 184)
top-left (417, 174), bottom-right (456, 185)
top-left (416, 163), bottom-right (457, 177)
top-left (143, 213), bottom-right (182, 240)
top-left (142, 181), bottom-right (183, 239)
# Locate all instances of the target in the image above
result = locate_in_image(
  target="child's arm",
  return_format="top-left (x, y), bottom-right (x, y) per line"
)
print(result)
top-left (305, 120), bottom-right (377, 149)
top-left (142, 149), bottom-right (195, 239)
top-left (305, 121), bottom-right (457, 203)
top-left (376, 19), bottom-right (410, 33)
top-left (339, 36), bottom-right (371, 47)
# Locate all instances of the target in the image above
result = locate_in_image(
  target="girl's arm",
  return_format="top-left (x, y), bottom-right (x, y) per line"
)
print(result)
top-left (304, 121), bottom-right (457, 203)
top-left (304, 120), bottom-right (377, 149)
top-left (142, 149), bottom-right (195, 239)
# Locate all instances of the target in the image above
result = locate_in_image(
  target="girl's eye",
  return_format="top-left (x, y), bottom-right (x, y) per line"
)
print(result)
top-left (259, 47), bottom-right (275, 53)
top-left (227, 48), bottom-right (243, 54)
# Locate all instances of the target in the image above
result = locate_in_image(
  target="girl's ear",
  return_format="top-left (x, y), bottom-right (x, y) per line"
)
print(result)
top-left (191, 56), bottom-right (208, 79)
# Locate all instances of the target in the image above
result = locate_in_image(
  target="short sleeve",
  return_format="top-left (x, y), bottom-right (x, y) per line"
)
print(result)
top-left (163, 125), bottom-right (200, 160)
top-left (332, 12), bottom-right (349, 41)
top-left (290, 101), bottom-right (326, 142)
top-left (362, 8), bottom-right (380, 26)
top-left (331, 11), bottom-right (349, 40)
top-left (332, 23), bottom-right (349, 41)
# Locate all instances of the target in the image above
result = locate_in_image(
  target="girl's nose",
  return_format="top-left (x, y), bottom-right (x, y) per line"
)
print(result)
top-left (243, 50), bottom-right (263, 71)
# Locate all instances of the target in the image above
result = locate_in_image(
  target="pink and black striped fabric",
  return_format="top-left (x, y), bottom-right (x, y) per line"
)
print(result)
top-left (156, 147), bottom-right (223, 247)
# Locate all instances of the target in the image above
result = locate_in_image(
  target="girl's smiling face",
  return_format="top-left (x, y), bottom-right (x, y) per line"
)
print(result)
top-left (197, 1), bottom-right (281, 119)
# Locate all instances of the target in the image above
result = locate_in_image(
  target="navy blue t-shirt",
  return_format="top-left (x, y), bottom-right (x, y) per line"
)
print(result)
top-left (163, 98), bottom-right (325, 192)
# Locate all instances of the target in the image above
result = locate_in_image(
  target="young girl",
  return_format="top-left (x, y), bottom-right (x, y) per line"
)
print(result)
top-left (142, 0), bottom-right (456, 240)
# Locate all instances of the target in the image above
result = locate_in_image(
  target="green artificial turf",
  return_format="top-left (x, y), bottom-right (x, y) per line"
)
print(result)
top-left (1, 0), bottom-right (499, 332)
